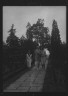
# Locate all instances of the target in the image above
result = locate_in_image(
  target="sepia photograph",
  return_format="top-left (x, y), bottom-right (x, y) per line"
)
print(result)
top-left (3, 6), bottom-right (66, 92)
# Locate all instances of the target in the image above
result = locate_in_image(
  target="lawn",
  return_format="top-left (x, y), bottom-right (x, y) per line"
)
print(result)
top-left (42, 58), bottom-right (66, 92)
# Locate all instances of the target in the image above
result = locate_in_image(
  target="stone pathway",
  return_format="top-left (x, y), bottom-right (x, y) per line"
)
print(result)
top-left (3, 67), bottom-right (46, 92)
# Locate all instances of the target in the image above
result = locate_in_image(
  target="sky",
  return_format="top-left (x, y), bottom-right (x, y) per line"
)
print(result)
top-left (3, 6), bottom-right (66, 43)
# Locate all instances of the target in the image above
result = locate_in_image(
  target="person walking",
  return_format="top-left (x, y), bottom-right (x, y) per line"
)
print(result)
top-left (41, 47), bottom-right (46, 69)
top-left (43, 48), bottom-right (50, 70)
top-left (34, 46), bottom-right (41, 70)
top-left (26, 50), bottom-right (32, 68)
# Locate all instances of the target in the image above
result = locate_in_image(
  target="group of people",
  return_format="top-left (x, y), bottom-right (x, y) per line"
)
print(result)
top-left (26, 46), bottom-right (50, 70)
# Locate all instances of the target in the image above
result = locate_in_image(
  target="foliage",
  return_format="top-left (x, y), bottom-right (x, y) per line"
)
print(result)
top-left (6, 24), bottom-right (19, 48)
top-left (26, 18), bottom-right (51, 48)
top-left (19, 35), bottom-right (26, 47)
top-left (51, 19), bottom-right (62, 58)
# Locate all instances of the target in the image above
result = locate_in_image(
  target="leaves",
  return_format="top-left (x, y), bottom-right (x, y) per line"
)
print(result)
top-left (6, 24), bottom-right (19, 48)
top-left (26, 18), bottom-right (51, 47)
top-left (51, 19), bottom-right (62, 58)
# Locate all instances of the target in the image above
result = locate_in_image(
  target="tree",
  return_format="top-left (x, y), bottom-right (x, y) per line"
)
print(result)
top-left (6, 24), bottom-right (19, 48)
top-left (26, 22), bottom-right (31, 29)
top-left (51, 19), bottom-right (62, 58)
top-left (19, 35), bottom-right (26, 47)
top-left (26, 18), bottom-right (51, 48)
top-left (60, 42), bottom-right (66, 62)
top-left (26, 22), bottom-right (33, 40)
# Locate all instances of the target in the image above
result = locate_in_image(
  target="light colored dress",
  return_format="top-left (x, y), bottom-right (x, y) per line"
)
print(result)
top-left (26, 54), bottom-right (32, 68)
top-left (44, 48), bottom-right (50, 59)
top-left (43, 48), bottom-right (50, 69)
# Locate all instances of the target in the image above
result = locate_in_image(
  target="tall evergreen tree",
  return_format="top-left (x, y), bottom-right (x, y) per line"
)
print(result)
top-left (26, 22), bottom-right (32, 40)
top-left (51, 19), bottom-right (62, 58)
top-left (6, 24), bottom-right (19, 48)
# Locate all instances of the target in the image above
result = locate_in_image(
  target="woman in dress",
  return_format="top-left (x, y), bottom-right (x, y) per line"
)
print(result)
top-left (43, 48), bottom-right (50, 69)
top-left (41, 48), bottom-right (46, 69)
top-left (26, 50), bottom-right (32, 68)
top-left (34, 46), bottom-right (41, 70)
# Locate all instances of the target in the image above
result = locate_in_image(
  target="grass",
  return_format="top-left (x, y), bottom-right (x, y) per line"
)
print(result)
top-left (42, 58), bottom-right (66, 92)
